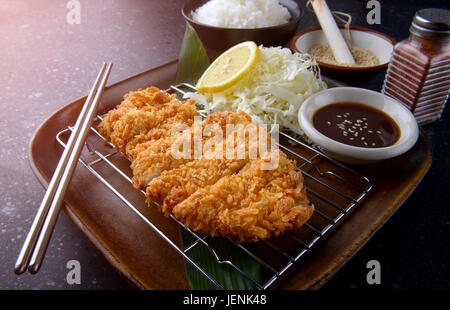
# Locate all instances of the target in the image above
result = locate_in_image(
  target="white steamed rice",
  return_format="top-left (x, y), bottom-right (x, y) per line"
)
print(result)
top-left (191, 0), bottom-right (293, 29)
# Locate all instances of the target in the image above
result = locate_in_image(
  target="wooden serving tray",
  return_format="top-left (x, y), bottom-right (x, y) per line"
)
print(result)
top-left (29, 60), bottom-right (432, 290)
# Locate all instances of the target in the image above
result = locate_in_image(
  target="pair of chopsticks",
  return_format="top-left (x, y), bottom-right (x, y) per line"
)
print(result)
top-left (14, 63), bottom-right (113, 275)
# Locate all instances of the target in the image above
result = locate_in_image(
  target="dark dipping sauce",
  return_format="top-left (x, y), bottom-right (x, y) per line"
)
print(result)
top-left (313, 102), bottom-right (400, 148)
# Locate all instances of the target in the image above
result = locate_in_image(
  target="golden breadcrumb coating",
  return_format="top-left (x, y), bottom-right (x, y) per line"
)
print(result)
top-left (146, 158), bottom-right (247, 216)
top-left (145, 119), bottom-right (275, 216)
top-left (97, 87), bottom-right (198, 159)
top-left (130, 111), bottom-right (252, 189)
top-left (171, 151), bottom-right (314, 242)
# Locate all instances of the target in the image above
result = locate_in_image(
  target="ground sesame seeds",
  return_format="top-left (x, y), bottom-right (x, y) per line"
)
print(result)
top-left (308, 44), bottom-right (380, 67)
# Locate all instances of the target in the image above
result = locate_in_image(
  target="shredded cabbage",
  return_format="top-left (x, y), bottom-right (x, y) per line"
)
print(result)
top-left (185, 46), bottom-right (327, 137)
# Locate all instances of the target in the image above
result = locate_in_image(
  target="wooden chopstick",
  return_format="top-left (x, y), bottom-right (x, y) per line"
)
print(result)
top-left (14, 62), bottom-right (113, 274)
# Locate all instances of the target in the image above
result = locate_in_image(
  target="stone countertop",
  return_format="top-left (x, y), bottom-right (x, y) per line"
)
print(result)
top-left (1, 0), bottom-right (448, 290)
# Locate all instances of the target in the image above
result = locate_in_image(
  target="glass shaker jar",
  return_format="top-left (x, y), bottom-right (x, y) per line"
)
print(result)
top-left (382, 8), bottom-right (450, 124)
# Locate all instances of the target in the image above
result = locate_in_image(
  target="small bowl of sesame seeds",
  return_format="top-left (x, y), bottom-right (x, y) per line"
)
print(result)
top-left (298, 87), bottom-right (419, 164)
top-left (290, 26), bottom-right (396, 85)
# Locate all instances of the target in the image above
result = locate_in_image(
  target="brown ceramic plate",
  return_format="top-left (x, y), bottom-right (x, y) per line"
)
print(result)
top-left (29, 60), bottom-right (432, 289)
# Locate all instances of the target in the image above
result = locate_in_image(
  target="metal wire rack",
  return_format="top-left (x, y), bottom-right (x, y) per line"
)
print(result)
top-left (55, 83), bottom-right (374, 290)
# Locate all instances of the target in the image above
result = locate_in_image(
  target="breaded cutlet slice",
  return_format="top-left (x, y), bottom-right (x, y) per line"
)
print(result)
top-left (97, 87), bottom-right (198, 158)
top-left (146, 158), bottom-right (247, 216)
top-left (171, 151), bottom-right (314, 243)
top-left (98, 87), bottom-right (175, 143)
top-left (130, 111), bottom-right (252, 189)
top-left (145, 120), bottom-right (275, 216)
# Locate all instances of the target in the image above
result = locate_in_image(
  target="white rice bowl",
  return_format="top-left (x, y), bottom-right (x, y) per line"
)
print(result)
top-left (191, 0), bottom-right (293, 29)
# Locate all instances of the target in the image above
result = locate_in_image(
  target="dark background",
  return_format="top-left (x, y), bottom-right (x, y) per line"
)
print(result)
top-left (317, 0), bottom-right (450, 290)
top-left (0, 0), bottom-right (448, 290)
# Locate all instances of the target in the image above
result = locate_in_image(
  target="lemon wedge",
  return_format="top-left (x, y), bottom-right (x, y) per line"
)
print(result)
top-left (196, 41), bottom-right (260, 94)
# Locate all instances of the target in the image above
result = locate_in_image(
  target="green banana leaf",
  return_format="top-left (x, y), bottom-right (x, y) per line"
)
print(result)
top-left (175, 22), bottom-right (211, 86)
top-left (175, 22), bottom-right (262, 290)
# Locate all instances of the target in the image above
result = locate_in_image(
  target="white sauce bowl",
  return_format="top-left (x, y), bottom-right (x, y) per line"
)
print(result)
top-left (298, 87), bottom-right (419, 164)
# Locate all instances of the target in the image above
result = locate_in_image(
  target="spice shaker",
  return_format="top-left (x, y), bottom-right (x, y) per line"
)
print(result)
top-left (382, 8), bottom-right (450, 124)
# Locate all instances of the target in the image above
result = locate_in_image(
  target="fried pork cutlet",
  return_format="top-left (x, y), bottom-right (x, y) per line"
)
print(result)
top-left (146, 158), bottom-right (247, 216)
top-left (171, 151), bottom-right (314, 243)
top-left (145, 120), bottom-right (275, 216)
top-left (97, 87), bottom-right (198, 159)
top-left (130, 111), bottom-right (252, 189)
top-left (99, 89), bottom-right (313, 242)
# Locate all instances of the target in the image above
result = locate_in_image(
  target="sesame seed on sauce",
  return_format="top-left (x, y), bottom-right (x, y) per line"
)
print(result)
top-left (312, 102), bottom-right (400, 148)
